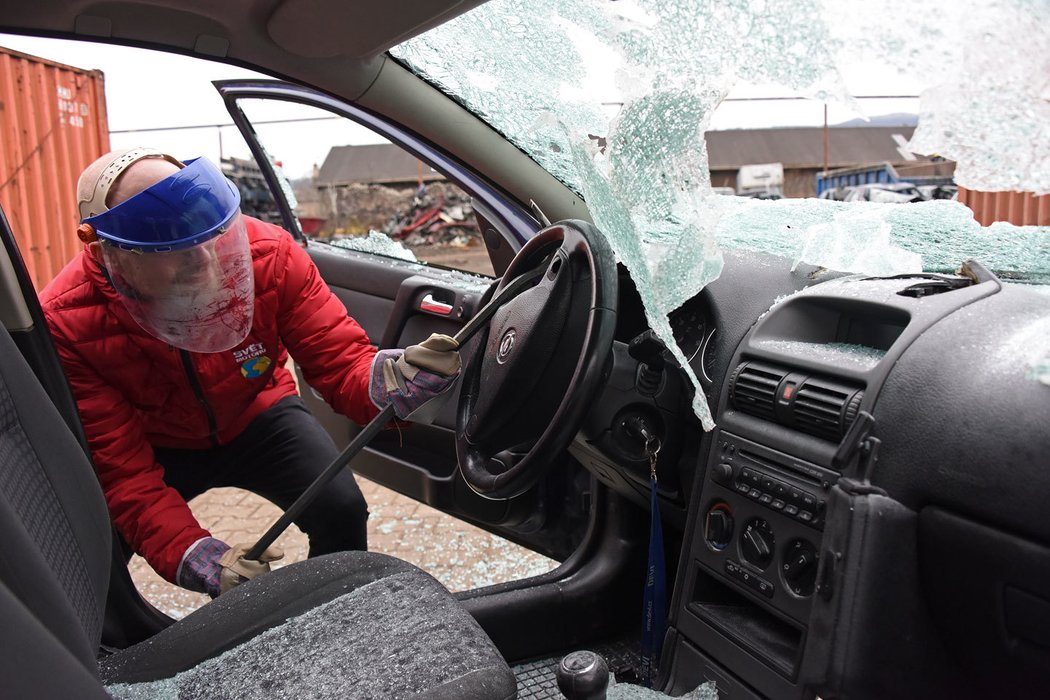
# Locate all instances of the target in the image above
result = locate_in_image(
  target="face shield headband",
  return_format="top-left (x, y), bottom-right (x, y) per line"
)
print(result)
top-left (82, 157), bottom-right (241, 252)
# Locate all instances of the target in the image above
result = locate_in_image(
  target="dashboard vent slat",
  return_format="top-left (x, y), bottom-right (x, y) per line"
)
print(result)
top-left (793, 381), bottom-right (863, 441)
top-left (729, 360), bottom-right (865, 444)
top-left (729, 362), bottom-right (786, 420)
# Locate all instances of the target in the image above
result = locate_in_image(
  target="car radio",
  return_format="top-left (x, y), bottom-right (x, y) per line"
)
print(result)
top-left (692, 431), bottom-right (840, 623)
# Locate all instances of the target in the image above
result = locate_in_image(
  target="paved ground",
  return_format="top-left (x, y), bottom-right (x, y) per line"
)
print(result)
top-left (129, 477), bottom-right (559, 619)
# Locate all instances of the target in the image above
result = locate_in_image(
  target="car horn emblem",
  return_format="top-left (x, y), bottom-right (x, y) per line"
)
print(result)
top-left (496, 328), bottom-right (516, 364)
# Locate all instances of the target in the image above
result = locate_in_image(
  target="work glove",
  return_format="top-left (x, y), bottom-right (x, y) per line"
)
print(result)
top-left (369, 333), bottom-right (462, 420)
top-left (177, 536), bottom-right (284, 598)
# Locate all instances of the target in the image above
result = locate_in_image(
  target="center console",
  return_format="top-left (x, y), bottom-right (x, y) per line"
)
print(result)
top-left (663, 273), bottom-right (1000, 698)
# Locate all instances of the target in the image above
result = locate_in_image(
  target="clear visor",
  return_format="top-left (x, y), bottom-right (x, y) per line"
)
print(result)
top-left (101, 212), bottom-right (254, 353)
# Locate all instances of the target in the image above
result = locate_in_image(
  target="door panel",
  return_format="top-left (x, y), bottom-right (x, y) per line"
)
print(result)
top-left (217, 80), bottom-right (589, 560)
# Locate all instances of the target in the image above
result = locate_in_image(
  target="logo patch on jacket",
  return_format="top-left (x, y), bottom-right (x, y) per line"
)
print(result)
top-left (233, 342), bottom-right (271, 378)
top-left (240, 355), bottom-right (272, 378)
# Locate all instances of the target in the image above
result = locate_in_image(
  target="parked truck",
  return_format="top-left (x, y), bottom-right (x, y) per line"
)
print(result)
top-left (737, 162), bottom-right (784, 199)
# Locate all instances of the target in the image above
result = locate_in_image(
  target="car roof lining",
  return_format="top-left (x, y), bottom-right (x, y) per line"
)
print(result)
top-left (265, 0), bottom-right (490, 60)
top-left (2, 1), bottom-right (383, 99)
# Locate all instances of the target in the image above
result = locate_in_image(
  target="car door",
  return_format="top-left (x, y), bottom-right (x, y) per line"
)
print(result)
top-left (215, 79), bottom-right (590, 560)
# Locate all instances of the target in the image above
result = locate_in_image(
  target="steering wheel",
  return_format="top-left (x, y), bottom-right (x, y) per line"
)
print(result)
top-left (456, 220), bottom-right (618, 499)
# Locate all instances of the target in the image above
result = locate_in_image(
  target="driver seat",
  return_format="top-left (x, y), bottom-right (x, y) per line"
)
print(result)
top-left (0, 323), bottom-right (517, 699)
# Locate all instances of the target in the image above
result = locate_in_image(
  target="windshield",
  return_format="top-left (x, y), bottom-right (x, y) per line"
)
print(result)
top-left (393, 0), bottom-right (1050, 426)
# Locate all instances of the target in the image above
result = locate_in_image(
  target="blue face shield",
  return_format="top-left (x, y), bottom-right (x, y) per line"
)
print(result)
top-left (86, 157), bottom-right (255, 353)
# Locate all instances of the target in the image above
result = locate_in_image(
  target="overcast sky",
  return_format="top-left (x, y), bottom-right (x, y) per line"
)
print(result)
top-left (0, 33), bottom-right (920, 180)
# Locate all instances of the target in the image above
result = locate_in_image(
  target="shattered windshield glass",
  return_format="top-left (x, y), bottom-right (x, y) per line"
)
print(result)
top-left (393, 0), bottom-right (1050, 425)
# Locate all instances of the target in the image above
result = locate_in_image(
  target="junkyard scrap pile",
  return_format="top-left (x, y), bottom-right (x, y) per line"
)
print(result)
top-left (312, 181), bottom-right (480, 247)
top-left (385, 182), bottom-right (479, 247)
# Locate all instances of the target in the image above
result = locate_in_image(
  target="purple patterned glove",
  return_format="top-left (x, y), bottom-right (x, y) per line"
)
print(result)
top-left (369, 333), bottom-right (461, 419)
top-left (177, 537), bottom-right (284, 598)
top-left (177, 536), bottom-right (230, 598)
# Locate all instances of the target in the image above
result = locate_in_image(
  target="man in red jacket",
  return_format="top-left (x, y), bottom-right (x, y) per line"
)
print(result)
top-left (40, 148), bottom-right (461, 598)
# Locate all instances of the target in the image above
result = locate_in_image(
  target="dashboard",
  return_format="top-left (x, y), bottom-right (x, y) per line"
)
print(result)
top-left (573, 250), bottom-right (1050, 699)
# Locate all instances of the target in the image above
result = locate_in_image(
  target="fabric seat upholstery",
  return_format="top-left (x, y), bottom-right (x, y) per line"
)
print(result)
top-left (0, 324), bottom-right (516, 699)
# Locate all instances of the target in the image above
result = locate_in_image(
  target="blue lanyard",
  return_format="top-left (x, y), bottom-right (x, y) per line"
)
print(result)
top-left (641, 461), bottom-right (666, 687)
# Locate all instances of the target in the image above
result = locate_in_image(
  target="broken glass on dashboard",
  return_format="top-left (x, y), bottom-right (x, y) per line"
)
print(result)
top-left (394, 0), bottom-right (1050, 421)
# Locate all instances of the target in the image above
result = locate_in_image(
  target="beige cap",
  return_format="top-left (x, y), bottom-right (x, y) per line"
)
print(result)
top-left (76, 147), bottom-right (184, 221)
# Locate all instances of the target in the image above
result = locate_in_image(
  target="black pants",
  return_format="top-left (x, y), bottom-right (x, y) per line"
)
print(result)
top-left (155, 396), bottom-right (369, 557)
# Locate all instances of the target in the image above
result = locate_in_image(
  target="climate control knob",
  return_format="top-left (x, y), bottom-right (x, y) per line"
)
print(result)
top-left (740, 518), bottom-right (775, 569)
top-left (704, 503), bottom-right (734, 550)
top-left (782, 539), bottom-right (819, 597)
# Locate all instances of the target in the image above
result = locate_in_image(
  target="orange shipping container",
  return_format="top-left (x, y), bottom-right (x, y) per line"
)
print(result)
top-left (0, 46), bottom-right (110, 290)
top-left (958, 186), bottom-right (1050, 227)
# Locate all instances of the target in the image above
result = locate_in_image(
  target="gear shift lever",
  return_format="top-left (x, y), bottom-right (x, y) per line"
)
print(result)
top-left (557, 650), bottom-right (610, 700)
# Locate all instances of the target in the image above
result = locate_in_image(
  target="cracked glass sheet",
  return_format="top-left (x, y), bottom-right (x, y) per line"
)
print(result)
top-left (393, 0), bottom-right (1050, 424)
top-left (825, 0), bottom-right (1050, 195)
top-left (714, 198), bottom-right (1050, 282)
top-left (394, 0), bottom-right (841, 429)
top-left (330, 230), bottom-right (419, 262)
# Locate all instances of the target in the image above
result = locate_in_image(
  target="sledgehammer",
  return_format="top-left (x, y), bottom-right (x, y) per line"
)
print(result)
top-left (244, 264), bottom-right (545, 561)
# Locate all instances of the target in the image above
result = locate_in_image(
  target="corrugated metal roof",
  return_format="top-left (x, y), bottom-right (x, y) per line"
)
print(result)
top-left (706, 126), bottom-right (923, 170)
top-left (317, 144), bottom-right (444, 186)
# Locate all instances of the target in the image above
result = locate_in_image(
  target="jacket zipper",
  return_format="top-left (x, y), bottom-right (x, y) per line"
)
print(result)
top-left (179, 349), bottom-right (219, 447)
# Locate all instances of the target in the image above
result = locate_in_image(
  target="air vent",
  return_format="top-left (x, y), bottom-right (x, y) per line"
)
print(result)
top-left (729, 362), bottom-right (787, 420)
top-left (729, 360), bottom-right (865, 442)
top-left (793, 379), bottom-right (864, 441)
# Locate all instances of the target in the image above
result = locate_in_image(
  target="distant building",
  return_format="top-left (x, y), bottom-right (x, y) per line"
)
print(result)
top-left (317, 126), bottom-right (954, 200)
top-left (317, 145), bottom-right (444, 187)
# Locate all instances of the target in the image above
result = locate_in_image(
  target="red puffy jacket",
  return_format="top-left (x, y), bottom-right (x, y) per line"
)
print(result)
top-left (40, 217), bottom-right (381, 582)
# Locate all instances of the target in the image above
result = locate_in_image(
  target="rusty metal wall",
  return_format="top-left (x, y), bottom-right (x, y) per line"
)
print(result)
top-left (959, 187), bottom-right (1050, 227)
top-left (0, 47), bottom-right (110, 290)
